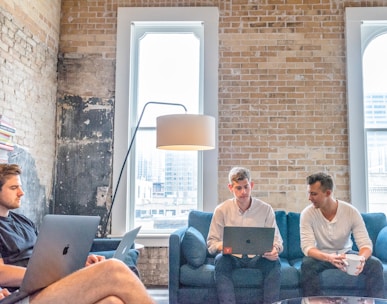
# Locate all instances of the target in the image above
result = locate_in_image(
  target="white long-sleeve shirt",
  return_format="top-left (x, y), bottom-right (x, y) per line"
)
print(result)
top-left (207, 198), bottom-right (283, 255)
top-left (300, 200), bottom-right (372, 256)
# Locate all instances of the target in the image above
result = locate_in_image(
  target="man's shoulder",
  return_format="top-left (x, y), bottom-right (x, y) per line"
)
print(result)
top-left (300, 204), bottom-right (316, 218)
top-left (251, 197), bottom-right (273, 210)
top-left (216, 199), bottom-right (233, 209)
top-left (9, 212), bottom-right (35, 226)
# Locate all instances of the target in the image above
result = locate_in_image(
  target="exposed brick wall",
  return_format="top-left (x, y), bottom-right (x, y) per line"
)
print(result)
top-left (0, 1), bottom-right (61, 223)
top-left (137, 247), bottom-right (169, 286)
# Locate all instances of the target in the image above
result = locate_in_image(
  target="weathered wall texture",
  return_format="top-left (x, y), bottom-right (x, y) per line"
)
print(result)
top-left (0, 1), bottom-right (61, 224)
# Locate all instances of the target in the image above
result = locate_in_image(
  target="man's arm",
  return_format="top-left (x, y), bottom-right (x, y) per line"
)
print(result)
top-left (207, 209), bottom-right (224, 255)
top-left (0, 258), bottom-right (26, 287)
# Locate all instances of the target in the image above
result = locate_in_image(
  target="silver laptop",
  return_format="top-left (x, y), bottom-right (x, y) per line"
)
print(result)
top-left (0, 214), bottom-right (100, 304)
top-left (113, 226), bottom-right (141, 260)
top-left (222, 226), bottom-right (275, 256)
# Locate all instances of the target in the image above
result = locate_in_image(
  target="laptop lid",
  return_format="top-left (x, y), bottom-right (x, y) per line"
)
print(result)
top-left (222, 226), bottom-right (275, 256)
top-left (0, 214), bottom-right (100, 304)
top-left (113, 226), bottom-right (141, 261)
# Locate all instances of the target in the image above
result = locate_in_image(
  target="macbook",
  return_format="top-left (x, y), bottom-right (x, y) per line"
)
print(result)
top-left (222, 226), bottom-right (275, 256)
top-left (113, 226), bottom-right (141, 261)
top-left (0, 214), bottom-right (100, 304)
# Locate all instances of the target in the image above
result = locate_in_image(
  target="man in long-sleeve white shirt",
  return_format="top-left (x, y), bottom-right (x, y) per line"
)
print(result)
top-left (300, 172), bottom-right (384, 298)
top-left (207, 167), bottom-right (283, 304)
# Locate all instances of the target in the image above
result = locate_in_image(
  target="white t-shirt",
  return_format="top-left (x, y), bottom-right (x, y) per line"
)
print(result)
top-left (300, 200), bottom-right (372, 256)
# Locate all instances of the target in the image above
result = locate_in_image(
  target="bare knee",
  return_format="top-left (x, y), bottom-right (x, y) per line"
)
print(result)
top-left (95, 296), bottom-right (125, 304)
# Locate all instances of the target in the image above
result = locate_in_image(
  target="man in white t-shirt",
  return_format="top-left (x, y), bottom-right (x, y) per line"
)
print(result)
top-left (300, 172), bottom-right (384, 298)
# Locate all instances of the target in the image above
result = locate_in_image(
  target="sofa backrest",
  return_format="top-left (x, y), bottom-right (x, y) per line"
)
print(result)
top-left (352, 212), bottom-right (387, 251)
top-left (275, 210), bottom-right (288, 258)
top-left (287, 212), bottom-right (304, 260)
top-left (188, 210), bottom-right (213, 240)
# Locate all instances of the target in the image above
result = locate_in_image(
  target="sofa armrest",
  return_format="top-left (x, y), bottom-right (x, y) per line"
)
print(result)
top-left (169, 227), bottom-right (187, 304)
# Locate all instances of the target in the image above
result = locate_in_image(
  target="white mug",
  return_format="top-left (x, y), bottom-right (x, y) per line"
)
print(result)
top-left (344, 254), bottom-right (363, 275)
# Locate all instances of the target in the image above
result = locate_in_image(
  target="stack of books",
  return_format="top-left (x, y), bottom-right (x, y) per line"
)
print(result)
top-left (0, 115), bottom-right (16, 163)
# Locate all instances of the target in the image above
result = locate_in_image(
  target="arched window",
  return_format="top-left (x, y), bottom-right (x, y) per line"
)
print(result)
top-left (346, 8), bottom-right (387, 213)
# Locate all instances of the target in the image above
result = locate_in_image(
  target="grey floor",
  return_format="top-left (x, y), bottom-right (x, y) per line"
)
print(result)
top-left (147, 288), bottom-right (169, 304)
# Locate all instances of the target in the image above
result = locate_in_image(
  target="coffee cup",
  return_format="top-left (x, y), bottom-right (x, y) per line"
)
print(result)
top-left (344, 254), bottom-right (363, 275)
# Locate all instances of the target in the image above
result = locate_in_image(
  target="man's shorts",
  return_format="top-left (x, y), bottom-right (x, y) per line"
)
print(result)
top-left (16, 296), bottom-right (30, 304)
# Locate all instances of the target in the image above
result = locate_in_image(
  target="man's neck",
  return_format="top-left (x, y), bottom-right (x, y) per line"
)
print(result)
top-left (321, 198), bottom-right (338, 221)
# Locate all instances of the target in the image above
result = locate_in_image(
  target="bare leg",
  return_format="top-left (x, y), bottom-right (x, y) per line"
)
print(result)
top-left (29, 259), bottom-right (155, 304)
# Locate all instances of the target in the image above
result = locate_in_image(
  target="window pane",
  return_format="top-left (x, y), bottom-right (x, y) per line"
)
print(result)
top-left (363, 33), bottom-right (387, 128)
top-left (367, 131), bottom-right (387, 213)
top-left (363, 32), bottom-right (387, 213)
top-left (133, 28), bottom-right (202, 232)
top-left (134, 130), bottom-right (198, 231)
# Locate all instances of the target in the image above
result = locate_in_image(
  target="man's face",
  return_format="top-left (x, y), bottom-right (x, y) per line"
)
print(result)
top-left (307, 181), bottom-right (330, 209)
top-left (0, 175), bottom-right (24, 215)
top-left (228, 178), bottom-right (253, 205)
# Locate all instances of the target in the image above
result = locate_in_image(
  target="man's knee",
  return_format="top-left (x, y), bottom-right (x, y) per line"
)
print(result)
top-left (101, 296), bottom-right (125, 304)
top-left (365, 256), bottom-right (383, 274)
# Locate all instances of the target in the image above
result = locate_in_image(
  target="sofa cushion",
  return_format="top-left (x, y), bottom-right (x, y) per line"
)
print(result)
top-left (188, 210), bottom-right (213, 240)
top-left (180, 263), bottom-right (215, 286)
top-left (375, 226), bottom-right (387, 262)
top-left (182, 226), bottom-right (207, 267)
top-left (362, 212), bottom-right (387, 245)
top-left (280, 259), bottom-right (301, 288)
top-left (287, 212), bottom-right (304, 261)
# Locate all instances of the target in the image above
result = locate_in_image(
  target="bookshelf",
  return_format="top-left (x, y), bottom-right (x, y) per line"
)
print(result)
top-left (0, 115), bottom-right (16, 163)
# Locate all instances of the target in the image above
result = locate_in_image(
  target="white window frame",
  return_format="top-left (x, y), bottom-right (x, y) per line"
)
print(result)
top-left (346, 7), bottom-right (387, 212)
top-left (113, 7), bottom-right (219, 246)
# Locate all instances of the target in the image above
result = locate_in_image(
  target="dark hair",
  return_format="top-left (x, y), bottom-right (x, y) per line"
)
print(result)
top-left (0, 164), bottom-right (22, 190)
top-left (306, 172), bottom-right (334, 192)
top-left (228, 167), bottom-right (251, 184)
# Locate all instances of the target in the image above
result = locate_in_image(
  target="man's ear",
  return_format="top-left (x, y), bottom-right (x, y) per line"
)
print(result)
top-left (250, 181), bottom-right (254, 189)
top-left (227, 183), bottom-right (233, 192)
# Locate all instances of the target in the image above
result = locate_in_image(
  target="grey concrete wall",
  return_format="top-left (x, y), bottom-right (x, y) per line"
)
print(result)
top-left (54, 95), bottom-right (114, 236)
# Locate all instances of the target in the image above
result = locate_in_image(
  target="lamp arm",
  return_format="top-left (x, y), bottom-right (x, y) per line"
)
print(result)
top-left (101, 101), bottom-right (187, 237)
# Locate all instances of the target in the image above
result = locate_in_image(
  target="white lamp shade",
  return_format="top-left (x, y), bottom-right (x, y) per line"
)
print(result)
top-left (156, 114), bottom-right (215, 150)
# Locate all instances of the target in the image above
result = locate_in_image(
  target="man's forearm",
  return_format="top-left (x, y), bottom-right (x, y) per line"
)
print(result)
top-left (0, 264), bottom-right (26, 287)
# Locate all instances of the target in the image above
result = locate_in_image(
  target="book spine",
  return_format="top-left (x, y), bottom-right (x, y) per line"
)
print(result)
top-left (0, 126), bottom-right (15, 137)
top-left (0, 124), bottom-right (16, 134)
top-left (0, 115), bottom-right (14, 127)
top-left (0, 139), bottom-right (14, 147)
top-left (0, 143), bottom-right (14, 151)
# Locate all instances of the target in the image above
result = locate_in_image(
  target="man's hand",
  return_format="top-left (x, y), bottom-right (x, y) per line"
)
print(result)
top-left (326, 253), bottom-right (347, 271)
top-left (85, 254), bottom-right (106, 267)
top-left (0, 288), bottom-right (10, 299)
top-left (349, 255), bottom-right (366, 275)
top-left (263, 246), bottom-right (279, 261)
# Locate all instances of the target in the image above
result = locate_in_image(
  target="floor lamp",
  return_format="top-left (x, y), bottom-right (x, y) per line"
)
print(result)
top-left (101, 101), bottom-right (215, 237)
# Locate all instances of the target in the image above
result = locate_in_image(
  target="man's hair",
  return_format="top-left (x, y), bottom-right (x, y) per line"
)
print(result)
top-left (228, 167), bottom-right (251, 184)
top-left (0, 164), bottom-right (22, 190)
top-left (306, 172), bottom-right (334, 192)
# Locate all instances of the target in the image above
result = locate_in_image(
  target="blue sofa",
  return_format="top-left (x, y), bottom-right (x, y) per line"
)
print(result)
top-left (169, 210), bottom-right (387, 304)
